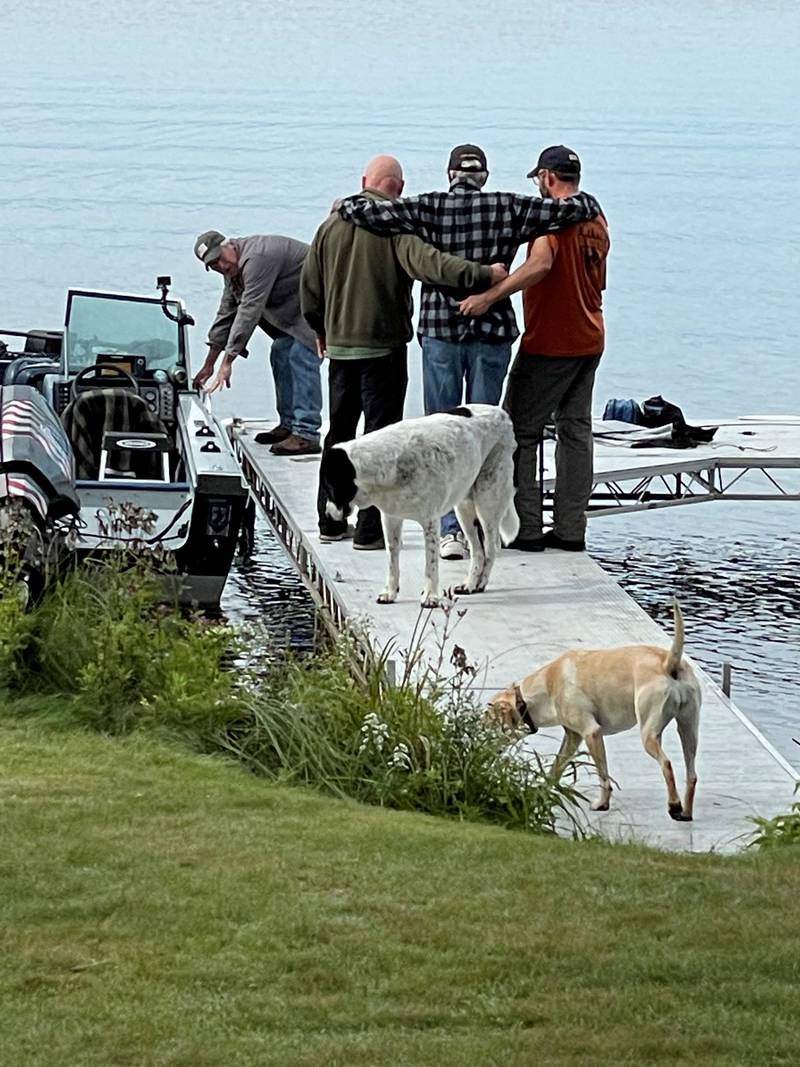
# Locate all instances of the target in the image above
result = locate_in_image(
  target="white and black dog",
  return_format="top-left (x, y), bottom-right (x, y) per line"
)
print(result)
top-left (320, 404), bottom-right (519, 607)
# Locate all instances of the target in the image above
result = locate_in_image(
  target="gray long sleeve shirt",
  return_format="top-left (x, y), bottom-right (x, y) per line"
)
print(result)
top-left (207, 234), bottom-right (317, 356)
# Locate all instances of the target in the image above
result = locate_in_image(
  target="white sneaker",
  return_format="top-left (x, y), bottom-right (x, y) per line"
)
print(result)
top-left (440, 533), bottom-right (468, 561)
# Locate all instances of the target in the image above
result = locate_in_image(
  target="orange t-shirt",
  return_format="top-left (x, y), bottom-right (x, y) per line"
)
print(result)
top-left (520, 214), bottom-right (610, 357)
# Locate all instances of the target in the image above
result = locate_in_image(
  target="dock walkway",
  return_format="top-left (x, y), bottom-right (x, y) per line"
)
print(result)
top-left (230, 420), bottom-right (798, 853)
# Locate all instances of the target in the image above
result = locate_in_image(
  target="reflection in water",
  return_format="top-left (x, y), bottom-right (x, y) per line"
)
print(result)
top-left (222, 518), bottom-right (316, 652)
top-left (224, 518), bottom-right (800, 771)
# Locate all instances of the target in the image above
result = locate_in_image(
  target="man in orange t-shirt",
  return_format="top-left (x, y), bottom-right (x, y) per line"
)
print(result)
top-left (460, 145), bottom-right (609, 552)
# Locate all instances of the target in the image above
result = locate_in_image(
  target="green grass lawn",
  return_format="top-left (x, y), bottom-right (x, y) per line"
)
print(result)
top-left (2, 716), bottom-right (798, 1067)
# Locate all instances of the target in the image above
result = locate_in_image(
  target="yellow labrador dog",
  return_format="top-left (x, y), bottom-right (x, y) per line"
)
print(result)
top-left (489, 600), bottom-right (701, 821)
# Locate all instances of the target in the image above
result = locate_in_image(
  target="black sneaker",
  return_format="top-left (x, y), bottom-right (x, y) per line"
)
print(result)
top-left (319, 526), bottom-right (354, 544)
top-left (504, 536), bottom-right (545, 552)
top-left (542, 529), bottom-right (585, 552)
top-left (353, 537), bottom-right (385, 551)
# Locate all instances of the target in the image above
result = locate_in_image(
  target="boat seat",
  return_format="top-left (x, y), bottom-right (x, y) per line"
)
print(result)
top-left (61, 387), bottom-right (171, 480)
top-left (99, 431), bottom-right (171, 482)
top-left (23, 330), bottom-right (62, 356)
top-left (3, 355), bottom-right (60, 387)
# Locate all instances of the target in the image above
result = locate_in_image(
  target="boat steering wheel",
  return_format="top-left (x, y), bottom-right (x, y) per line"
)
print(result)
top-left (73, 364), bottom-right (140, 395)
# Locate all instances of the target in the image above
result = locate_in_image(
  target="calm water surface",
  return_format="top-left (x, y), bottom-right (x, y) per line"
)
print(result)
top-left (3, 1), bottom-right (798, 764)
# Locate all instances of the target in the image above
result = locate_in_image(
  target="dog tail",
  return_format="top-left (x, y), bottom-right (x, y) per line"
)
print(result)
top-left (666, 596), bottom-right (685, 678)
top-left (499, 501), bottom-right (520, 546)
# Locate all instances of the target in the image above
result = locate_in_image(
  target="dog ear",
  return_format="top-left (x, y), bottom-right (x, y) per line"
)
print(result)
top-left (514, 685), bottom-right (526, 717)
top-left (320, 447), bottom-right (357, 514)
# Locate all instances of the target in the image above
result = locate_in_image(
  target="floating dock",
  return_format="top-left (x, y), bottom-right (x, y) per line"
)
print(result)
top-left (230, 417), bottom-right (799, 853)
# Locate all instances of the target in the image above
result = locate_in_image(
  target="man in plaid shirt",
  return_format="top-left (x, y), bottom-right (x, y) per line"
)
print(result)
top-left (337, 144), bottom-right (602, 560)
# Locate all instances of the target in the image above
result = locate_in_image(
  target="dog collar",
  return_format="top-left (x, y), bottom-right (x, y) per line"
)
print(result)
top-left (514, 683), bottom-right (537, 733)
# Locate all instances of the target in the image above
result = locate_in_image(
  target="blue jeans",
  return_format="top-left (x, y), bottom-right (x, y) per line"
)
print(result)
top-left (269, 336), bottom-right (322, 443)
top-left (421, 336), bottom-right (512, 535)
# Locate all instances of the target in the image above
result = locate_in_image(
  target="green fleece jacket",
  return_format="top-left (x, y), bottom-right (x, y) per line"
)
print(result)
top-left (300, 189), bottom-right (492, 349)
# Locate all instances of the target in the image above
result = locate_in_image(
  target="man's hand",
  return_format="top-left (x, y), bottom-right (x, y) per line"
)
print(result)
top-left (206, 355), bottom-right (234, 394)
top-left (192, 353), bottom-right (218, 390)
top-left (489, 263), bottom-right (508, 285)
top-left (316, 336), bottom-right (328, 360)
top-left (459, 292), bottom-right (494, 317)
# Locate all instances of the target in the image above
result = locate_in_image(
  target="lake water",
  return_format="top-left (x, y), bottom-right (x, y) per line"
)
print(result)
top-left (3, 1), bottom-right (799, 766)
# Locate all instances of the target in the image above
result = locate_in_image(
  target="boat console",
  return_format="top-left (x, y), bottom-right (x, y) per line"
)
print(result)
top-left (0, 279), bottom-right (247, 608)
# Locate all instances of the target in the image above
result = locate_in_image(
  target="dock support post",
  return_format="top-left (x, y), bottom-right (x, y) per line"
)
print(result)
top-left (721, 661), bottom-right (732, 698)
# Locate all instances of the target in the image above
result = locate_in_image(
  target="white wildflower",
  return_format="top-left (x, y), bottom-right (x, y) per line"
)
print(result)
top-left (389, 742), bottom-right (412, 770)
top-left (496, 747), bottom-right (533, 788)
top-left (359, 711), bottom-right (390, 753)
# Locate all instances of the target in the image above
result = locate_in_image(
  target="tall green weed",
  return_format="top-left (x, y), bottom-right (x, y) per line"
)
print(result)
top-left (223, 621), bottom-right (585, 837)
top-left (2, 550), bottom-right (241, 738)
top-left (751, 786), bottom-right (800, 848)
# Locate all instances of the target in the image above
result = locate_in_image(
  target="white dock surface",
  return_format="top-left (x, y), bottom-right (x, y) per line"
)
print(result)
top-left (232, 422), bottom-right (798, 853)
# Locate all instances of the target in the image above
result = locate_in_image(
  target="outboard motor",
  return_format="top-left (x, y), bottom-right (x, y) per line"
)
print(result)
top-left (0, 384), bottom-right (79, 599)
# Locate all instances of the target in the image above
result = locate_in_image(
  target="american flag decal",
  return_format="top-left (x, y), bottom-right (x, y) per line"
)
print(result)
top-left (1, 396), bottom-right (74, 477)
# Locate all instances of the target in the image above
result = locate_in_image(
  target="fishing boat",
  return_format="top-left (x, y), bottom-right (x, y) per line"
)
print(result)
top-left (0, 278), bottom-right (247, 608)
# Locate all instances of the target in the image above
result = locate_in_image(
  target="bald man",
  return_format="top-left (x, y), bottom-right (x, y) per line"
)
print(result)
top-left (302, 155), bottom-right (506, 549)
top-left (338, 143), bottom-right (603, 560)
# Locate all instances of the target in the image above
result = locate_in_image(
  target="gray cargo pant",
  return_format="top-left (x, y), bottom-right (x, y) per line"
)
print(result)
top-left (503, 352), bottom-right (602, 541)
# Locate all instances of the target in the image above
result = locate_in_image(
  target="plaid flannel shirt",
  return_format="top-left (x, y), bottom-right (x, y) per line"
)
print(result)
top-left (338, 182), bottom-right (603, 343)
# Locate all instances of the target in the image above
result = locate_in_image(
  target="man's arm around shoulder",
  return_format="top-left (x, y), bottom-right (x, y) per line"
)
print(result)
top-left (459, 236), bottom-right (555, 317)
top-left (511, 191), bottom-right (603, 242)
top-left (393, 233), bottom-right (499, 291)
top-left (337, 193), bottom-right (436, 240)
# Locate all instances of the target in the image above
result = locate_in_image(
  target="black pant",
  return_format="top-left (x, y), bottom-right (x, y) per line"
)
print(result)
top-left (503, 353), bottom-right (601, 540)
top-left (317, 348), bottom-right (408, 543)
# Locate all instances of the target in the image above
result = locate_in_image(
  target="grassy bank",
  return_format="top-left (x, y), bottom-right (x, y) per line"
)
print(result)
top-left (2, 716), bottom-right (799, 1067)
top-left (0, 554), bottom-right (582, 837)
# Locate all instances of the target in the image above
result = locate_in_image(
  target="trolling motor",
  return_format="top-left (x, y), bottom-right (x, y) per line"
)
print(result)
top-left (157, 276), bottom-right (195, 327)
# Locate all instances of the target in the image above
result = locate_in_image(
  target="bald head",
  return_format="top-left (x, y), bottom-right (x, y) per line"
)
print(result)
top-left (362, 155), bottom-right (404, 198)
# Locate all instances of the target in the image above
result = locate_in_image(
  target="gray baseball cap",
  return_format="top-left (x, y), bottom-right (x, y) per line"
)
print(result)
top-left (194, 230), bottom-right (227, 269)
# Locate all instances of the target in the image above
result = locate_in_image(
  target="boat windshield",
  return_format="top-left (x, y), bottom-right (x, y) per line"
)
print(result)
top-left (65, 292), bottom-right (184, 373)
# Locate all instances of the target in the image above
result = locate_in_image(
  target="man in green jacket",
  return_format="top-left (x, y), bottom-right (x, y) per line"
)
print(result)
top-left (301, 154), bottom-right (506, 549)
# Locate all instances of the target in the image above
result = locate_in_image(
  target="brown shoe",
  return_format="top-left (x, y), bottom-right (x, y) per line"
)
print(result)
top-left (255, 424), bottom-right (291, 445)
top-left (270, 433), bottom-right (321, 456)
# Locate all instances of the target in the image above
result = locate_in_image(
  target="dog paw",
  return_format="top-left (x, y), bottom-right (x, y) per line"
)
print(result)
top-left (590, 800), bottom-right (610, 812)
top-left (453, 584), bottom-right (484, 596)
top-left (420, 597), bottom-right (440, 609)
top-left (376, 592), bottom-right (397, 605)
top-left (668, 804), bottom-right (692, 822)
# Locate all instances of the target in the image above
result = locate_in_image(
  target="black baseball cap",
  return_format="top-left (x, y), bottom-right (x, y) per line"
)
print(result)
top-left (527, 145), bottom-right (581, 179)
top-left (448, 143), bottom-right (488, 172)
